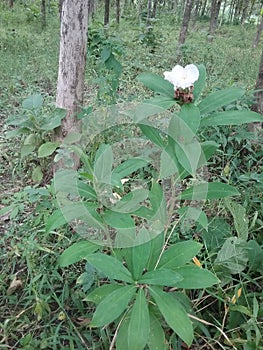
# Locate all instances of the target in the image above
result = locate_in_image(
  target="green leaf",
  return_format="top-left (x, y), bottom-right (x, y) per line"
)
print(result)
top-left (32, 166), bottom-right (43, 184)
top-left (112, 188), bottom-right (149, 213)
top-left (21, 143), bottom-right (36, 157)
top-left (138, 268), bottom-right (183, 286)
top-left (200, 141), bottom-right (219, 161)
top-left (180, 182), bottom-right (239, 200)
top-left (77, 181), bottom-right (97, 200)
top-left (22, 94), bottom-right (43, 110)
top-left (112, 157), bottom-right (150, 179)
top-left (247, 240), bottom-right (263, 273)
top-left (58, 241), bottom-right (100, 267)
top-left (45, 209), bottom-right (67, 232)
top-left (94, 144), bottom-right (113, 184)
top-left (147, 312), bottom-right (167, 350)
top-left (63, 131), bottom-right (82, 144)
top-left (158, 241), bottom-right (202, 269)
top-left (198, 87), bottom-right (245, 115)
top-left (174, 265), bottom-right (219, 289)
top-left (137, 73), bottom-right (174, 98)
top-left (149, 286), bottom-right (194, 346)
top-left (24, 133), bottom-right (38, 146)
top-left (200, 110), bottom-right (263, 127)
top-left (139, 124), bottom-right (166, 148)
top-left (132, 238), bottom-right (152, 280)
top-left (103, 210), bottom-right (135, 228)
top-left (224, 199), bottom-right (248, 240)
top-left (215, 237), bottom-right (249, 274)
top-left (86, 284), bottom-right (123, 304)
top-left (86, 253), bottom-right (134, 282)
top-left (175, 104), bottom-right (201, 137)
top-left (178, 206), bottom-right (208, 231)
top-left (40, 108), bottom-right (66, 131)
top-left (90, 285), bottom-right (136, 327)
top-left (144, 95), bottom-right (176, 110)
top-left (38, 142), bottom-right (60, 158)
top-left (193, 64), bottom-right (206, 101)
top-left (127, 289), bottom-right (150, 350)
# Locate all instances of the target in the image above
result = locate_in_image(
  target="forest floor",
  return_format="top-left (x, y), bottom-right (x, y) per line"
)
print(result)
top-left (0, 4), bottom-right (263, 350)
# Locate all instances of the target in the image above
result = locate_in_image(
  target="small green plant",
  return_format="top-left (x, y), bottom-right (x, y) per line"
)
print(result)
top-left (5, 94), bottom-right (66, 182)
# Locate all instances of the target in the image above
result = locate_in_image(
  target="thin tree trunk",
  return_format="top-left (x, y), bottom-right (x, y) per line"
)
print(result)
top-left (178, 0), bottom-right (193, 45)
top-left (209, 0), bottom-right (222, 36)
top-left (152, 0), bottom-right (158, 18)
top-left (219, 0), bottom-right (227, 26)
top-left (9, 0), bottom-right (14, 8)
top-left (200, 0), bottom-right (208, 17)
top-left (41, 0), bottom-right (46, 29)
top-left (116, 0), bottom-right (120, 24)
top-left (240, 0), bottom-right (249, 25)
top-left (253, 15), bottom-right (263, 49)
top-left (250, 47), bottom-right (263, 131)
top-left (146, 0), bottom-right (152, 29)
top-left (55, 0), bottom-right (89, 170)
top-left (104, 0), bottom-right (110, 26)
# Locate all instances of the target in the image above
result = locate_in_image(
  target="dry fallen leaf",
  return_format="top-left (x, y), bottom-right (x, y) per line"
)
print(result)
top-left (7, 277), bottom-right (23, 295)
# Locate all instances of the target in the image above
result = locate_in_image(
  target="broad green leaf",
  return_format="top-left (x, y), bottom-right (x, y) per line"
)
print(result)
top-left (112, 157), bottom-right (150, 179)
top-left (138, 268), bottom-right (183, 286)
top-left (134, 103), bottom-right (167, 122)
top-left (40, 108), bottom-right (66, 131)
top-left (127, 289), bottom-right (150, 350)
top-left (149, 286), bottom-right (194, 346)
top-left (158, 241), bottom-right (202, 269)
top-left (103, 210), bottom-right (135, 228)
top-left (193, 64), bottom-right (206, 101)
top-left (200, 141), bottom-right (219, 161)
top-left (94, 144), bottom-right (113, 184)
top-left (132, 238), bottom-right (152, 280)
top-left (174, 141), bottom-right (201, 175)
top-left (86, 253), bottom-right (134, 282)
top-left (38, 142), bottom-right (60, 158)
top-left (144, 95), bottom-right (176, 110)
top-left (174, 265), bottom-right (219, 288)
top-left (22, 94), bottom-right (43, 110)
top-left (215, 237), bottom-right (248, 274)
top-left (45, 209), bottom-right (67, 232)
top-left (175, 104), bottom-right (201, 137)
top-left (116, 312), bottom-right (130, 350)
top-left (63, 131), bottom-right (82, 144)
top-left (24, 133), bottom-right (37, 146)
top-left (179, 182), bottom-right (239, 200)
top-left (139, 124), bottom-right (166, 149)
top-left (90, 285), bottom-right (136, 327)
top-left (198, 87), bottom-right (244, 115)
top-left (112, 188), bottom-right (149, 213)
top-left (224, 199), bottom-right (248, 240)
top-left (200, 110), bottom-right (263, 127)
top-left (148, 182), bottom-right (167, 225)
top-left (247, 240), bottom-right (263, 274)
top-left (137, 73), bottom-right (174, 98)
top-left (21, 143), bottom-right (35, 157)
top-left (85, 284), bottom-right (123, 304)
top-left (147, 232), bottom-right (165, 271)
top-left (178, 206), bottom-right (208, 231)
top-left (32, 166), bottom-right (43, 184)
top-left (147, 312), bottom-right (167, 350)
top-left (77, 181), bottom-right (97, 200)
top-left (58, 241), bottom-right (100, 267)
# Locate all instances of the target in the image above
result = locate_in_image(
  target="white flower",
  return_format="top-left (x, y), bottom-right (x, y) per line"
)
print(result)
top-left (164, 64), bottom-right (199, 90)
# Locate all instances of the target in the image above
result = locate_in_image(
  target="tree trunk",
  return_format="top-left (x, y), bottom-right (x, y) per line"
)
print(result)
top-left (178, 0), bottom-right (193, 45)
top-left (146, 0), bottom-right (152, 29)
top-left (55, 0), bottom-right (89, 170)
top-left (200, 0), bottom-right (208, 17)
top-left (240, 0), bottom-right (249, 25)
top-left (41, 0), bottom-right (46, 29)
top-left (104, 0), bottom-right (110, 26)
top-left (253, 15), bottom-right (263, 49)
top-left (9, 0), bottom-right (14, 8)
top-left (152, 0), bottom-right (158, 18)
top-left (116, 0), bottom-right (120, 24)
top-left (209, 0), bottom-right (222, 36)
top-left (250, 47), bottom-right (263, 131)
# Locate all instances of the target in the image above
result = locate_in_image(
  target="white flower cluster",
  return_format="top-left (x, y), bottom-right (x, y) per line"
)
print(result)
top-left (164, 64), bottom-right (199, 90)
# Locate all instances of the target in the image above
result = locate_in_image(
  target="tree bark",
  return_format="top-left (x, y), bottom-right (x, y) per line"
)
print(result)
top-left (152, 0), bottom-right (158, 18)
top-left (104, 0), bottom-right (110, 26)
top-left (116, 0), bottom-right (120, 24)
top-left (9, 0), bottom-right (14, 8)
top-left (250, 47), bottom-right (263, 131)
top-left (178, 0), bottom-right (194, 45)
top-left (209, 0), bottom-right (222, 36)
top-left (55, 0), bottom-right (89, 170)
top-left (41, 0), bottom-right (46, 29)
top-left (253, 15), bottom-right (263, 49)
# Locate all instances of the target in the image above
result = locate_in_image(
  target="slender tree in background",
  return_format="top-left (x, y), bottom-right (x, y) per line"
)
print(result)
top-left (104, 0), bottom-right (110, 25)
top-left (251, 47), bottom-right (263, 131)
top-left (55, 0), bottom-right (89, 169)
top-left (209, 0), bottom-right (222, 37)
top-left (178, 0), bottom-right (194, 46)
top-left (116, 0), bottom-right (120, 24)
top-left (41, 0), bottom-right (46, 29)
top-left (9, 0), bottom-right (14, 8)
top-left (253, 13), bottom-right (263, 48)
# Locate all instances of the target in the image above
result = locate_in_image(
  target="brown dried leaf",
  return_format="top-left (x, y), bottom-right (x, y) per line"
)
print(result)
top-left (7, 277), bottom-right (23, 295)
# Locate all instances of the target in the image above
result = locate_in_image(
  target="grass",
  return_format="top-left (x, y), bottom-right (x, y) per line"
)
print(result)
top-left (0, 3), bottom-right (263, 349)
